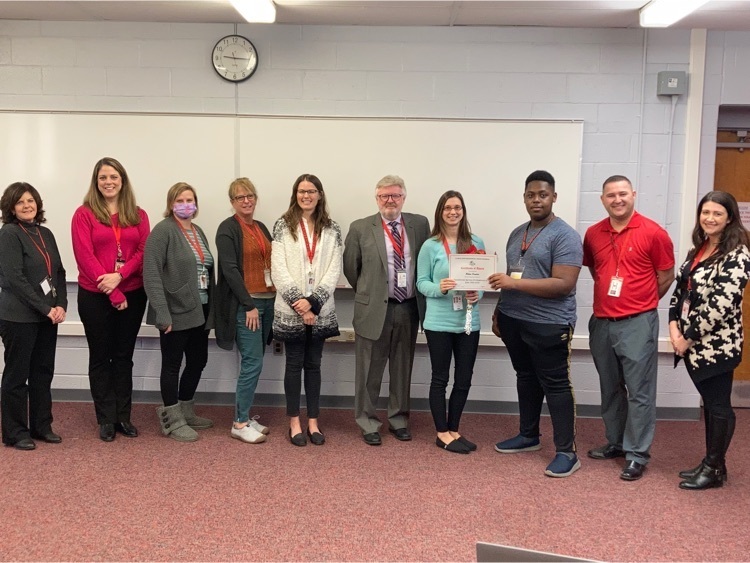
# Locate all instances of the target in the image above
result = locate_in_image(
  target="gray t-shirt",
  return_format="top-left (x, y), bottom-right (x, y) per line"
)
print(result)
top-left (498, 216), bottom-right (582, 325)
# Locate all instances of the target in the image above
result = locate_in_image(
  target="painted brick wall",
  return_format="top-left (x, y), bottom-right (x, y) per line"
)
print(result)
top-left (0, 20), bottom-right (704, 409)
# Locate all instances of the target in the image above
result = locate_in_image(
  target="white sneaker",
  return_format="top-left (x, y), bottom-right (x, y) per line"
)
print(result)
top-left (231, 424), bottom-right (267, 444)
top-left (249, 415), bottom-right (270, 435)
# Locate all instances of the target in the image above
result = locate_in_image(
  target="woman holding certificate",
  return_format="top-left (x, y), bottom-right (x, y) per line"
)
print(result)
top-left (417, 190), bottom-right (484, 454)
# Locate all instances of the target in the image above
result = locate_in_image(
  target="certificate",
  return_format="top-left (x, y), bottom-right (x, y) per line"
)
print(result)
top-left (449, 253), bottom-right (497, 291)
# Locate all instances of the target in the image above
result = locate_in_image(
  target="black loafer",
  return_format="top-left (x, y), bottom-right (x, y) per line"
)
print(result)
top-left (307, 429), bottom-right (325, 445)
top-left (620, 460), bottom-right (646, 481)
top-left (115, 422), bottom-right (138, 438)
top-left (457, 435), bottom-right (477, 451)
top-left (31, 431), bottom-right (62, 444)
top-left (363, 432), bottom-right (382, 446)
top-left (289, 429), bottom-right (307, 447)
top-left (588, 443), bottom-right (625, 460)
top-left (99, 423), bottom-right (116, 442)
top-left (436, 437), bottom-right (469, 454)
top-left (389, 427), bottom-right (412, 441)
top-left (13, 438), bottom-right (36, 451)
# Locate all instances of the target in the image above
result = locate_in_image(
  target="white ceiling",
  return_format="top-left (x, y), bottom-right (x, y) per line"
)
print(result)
top-left (0, 0), bottom-right (749, 30)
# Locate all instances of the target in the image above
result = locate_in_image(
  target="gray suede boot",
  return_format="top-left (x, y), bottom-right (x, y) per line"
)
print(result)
top-left (178, 399), bottom-right (214, 429)
top-left (157, 404), bottom-right (199, 442)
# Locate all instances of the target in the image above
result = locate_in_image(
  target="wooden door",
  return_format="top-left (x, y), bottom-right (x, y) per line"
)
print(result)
top-left (715, 130), bottom-right (750, 404)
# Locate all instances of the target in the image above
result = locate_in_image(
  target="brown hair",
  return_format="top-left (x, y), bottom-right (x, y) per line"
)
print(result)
top-left (430, 190), bottom-right (473, 253)
top-left (1, 182), bottom-right (46, 224)
top-left (84, 157), bottom-right (141, 226)
top-left (280, 174), bottom-right (331, 241)
top-left (163, 182), bottom-right (199, 219)
top-left (690, 190), bottom-right (750, 263)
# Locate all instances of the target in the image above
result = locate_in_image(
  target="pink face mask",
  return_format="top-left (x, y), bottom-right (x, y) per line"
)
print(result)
top-left (173, 202), bottom-right (197, 219)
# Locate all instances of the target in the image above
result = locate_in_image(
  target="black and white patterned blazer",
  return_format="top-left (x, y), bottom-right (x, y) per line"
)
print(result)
top-left (669, 244), bottom-right (750, 381)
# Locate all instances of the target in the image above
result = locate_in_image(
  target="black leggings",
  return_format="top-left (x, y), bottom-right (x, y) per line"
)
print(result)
top-left (694, 371), bottom-right (734, 420)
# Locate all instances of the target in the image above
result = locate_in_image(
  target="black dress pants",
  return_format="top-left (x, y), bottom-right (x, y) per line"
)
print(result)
top-left (78, 287), bottom-right (147, 424)
top-left (284, 326), bottom-right (325, 418)
top-left (0, 319), bottom-right (57, 445)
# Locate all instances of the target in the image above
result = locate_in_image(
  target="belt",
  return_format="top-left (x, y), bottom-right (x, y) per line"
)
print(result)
top-left (388, 297), bottom-right (416, 304)
top-left (601, 309), bottom-right (654, 322)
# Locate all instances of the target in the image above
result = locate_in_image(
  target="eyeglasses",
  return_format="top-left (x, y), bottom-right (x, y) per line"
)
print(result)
top-left (443, 205), bottom-right (463, 212)
top-left (298, 189), bottom-right (319, 196)
top-left (377, 194), bottom-right (404, 202)
top-left (232, 194), bottom-right (256, 203)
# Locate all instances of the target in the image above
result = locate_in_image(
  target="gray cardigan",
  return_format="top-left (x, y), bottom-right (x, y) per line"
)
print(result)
top-left (143, 217), bottom-right (214, 332)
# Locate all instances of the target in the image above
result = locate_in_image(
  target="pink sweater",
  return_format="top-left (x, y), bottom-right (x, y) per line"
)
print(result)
top-left (71, 206), bottom-right (150, 305)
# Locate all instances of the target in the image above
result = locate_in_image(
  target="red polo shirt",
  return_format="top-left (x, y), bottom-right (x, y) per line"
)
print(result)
top-left (583, 211), bottom-right (674, 319)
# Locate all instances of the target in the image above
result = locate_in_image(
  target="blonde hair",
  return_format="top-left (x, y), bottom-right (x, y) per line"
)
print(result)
top-left (229, 177), bottom-right (257, 200)
top-left (163, 182), bottom-right (199, 219)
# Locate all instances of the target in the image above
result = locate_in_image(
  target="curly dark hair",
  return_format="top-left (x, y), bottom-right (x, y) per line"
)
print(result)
top-left (1, 182), bottom-right (46, 224)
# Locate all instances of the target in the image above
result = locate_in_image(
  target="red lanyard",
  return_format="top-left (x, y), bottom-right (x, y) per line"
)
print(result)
top-left (442, 239), bottom-right (452, 257)
top-left (300, 220), bottom-right (318, 265)
top-left (175, 219), bottom-right (205, 265)
top-left (236, 215), bottom-right (269, 263)
top-left (521, 217), bottom-right (554, 257)
top-left (382, 219), bottom-right (405, 259)
top-left (111, 217), bottom-right (122, 259)
top-left (19, 223), bottom-right (52, 278)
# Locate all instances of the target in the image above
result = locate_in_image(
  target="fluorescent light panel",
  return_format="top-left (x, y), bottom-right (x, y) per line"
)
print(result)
top-left (230, 0), bottom-right (276, 23)
top-left (639, 0), bottom-right (712, 28)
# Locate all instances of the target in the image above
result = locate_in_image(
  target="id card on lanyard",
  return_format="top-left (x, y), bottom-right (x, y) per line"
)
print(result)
top-left (112, 219), bottom-right (125, 272)
top-left (20, 224), bottom-right (56, 298)
top-left (608, 229), bottom-right (632, 298)
top-left (236, 215), bottom-right (273, 288)
top-left (442, 239), bottom-right (463, 310)
top-left (176, 219), bottom-right (208, 289)
top-left (383, 219), bottom-right (407, 288)
top-left (300, 219), bottom-right (317, 295)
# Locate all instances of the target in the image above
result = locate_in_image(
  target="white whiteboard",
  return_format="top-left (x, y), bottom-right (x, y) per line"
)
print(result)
top-left (0, 112), bottom-right (582, 279)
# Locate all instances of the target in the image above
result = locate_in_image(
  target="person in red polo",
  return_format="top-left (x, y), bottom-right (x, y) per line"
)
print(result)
top-left (583, 175), bottom-right (675, 481)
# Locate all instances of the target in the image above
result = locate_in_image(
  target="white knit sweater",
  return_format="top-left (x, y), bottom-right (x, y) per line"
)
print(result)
top-left (270, 217), bottom-right (342, 341)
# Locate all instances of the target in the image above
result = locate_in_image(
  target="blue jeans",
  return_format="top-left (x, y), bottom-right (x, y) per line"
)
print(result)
top-left (235, 298), bottom-right (275, 423)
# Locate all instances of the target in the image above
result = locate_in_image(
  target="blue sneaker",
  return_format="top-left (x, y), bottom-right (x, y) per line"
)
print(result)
top-left (544, 452), bottom-right (581, 477)
top-left (494, 434), bottom-right (541, 453)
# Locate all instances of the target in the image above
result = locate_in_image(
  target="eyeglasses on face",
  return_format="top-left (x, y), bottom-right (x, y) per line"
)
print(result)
top-left (297, 189), bottom-right (319, 196)
top-left (377, 193), bottom-right (404, 202)
top-left (232, 194), bottom-right (256, 203)
top-left (443, 205), bottom-right (463, 212)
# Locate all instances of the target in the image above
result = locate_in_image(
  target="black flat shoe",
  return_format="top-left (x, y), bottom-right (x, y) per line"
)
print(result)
top-left (307, 428), bottom-right (325, 445)
top-left (115, 422), bottom-right (138, 438)
top-left (588, 443), bottom-right (625, 460)
top-left (436, 437), bottom-right (469, 454)
top-left (31, 431), bottom-right (62, 444)
top-left (99, 423), bottom-right (116, 442)
top-left (13, 438), bottom-right (36, 451)
top-left (457, 435), bottom-right (477, 451)
top-left (289, 428), bottom-right (307, 447)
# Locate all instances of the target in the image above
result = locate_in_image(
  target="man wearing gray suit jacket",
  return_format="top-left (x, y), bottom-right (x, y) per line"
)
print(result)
top-left (344, 175), bottom-right (430, 445)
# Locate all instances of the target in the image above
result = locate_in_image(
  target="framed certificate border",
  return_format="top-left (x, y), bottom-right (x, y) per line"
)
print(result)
top-left (448, 254), bottom-right (497, 291)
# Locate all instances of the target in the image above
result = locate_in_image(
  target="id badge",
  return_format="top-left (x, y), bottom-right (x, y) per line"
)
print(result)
top-left (199, 267), bottom-right (208, 290)
top-left (114, 260), bottom-right (125, 272)
top-left (40, 277), bottom-right (52, 295)
top-left (509, 264), bottom-right (524, 280)
top-left (306, 271), bottom-right (315, 295)
top-left (608, 276), bottom-right (623, 297)
top-left (264, 268), bottom-right (273, 288)
top-left (452, 294), bottom-right (463, 311)
top-left (681, 298), bottom-right (691, 321)
top-left (396, 269), bottom-right (407, 288)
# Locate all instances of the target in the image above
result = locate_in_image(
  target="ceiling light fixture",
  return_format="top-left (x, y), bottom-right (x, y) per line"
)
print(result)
top-left (230, 0), bottom-right (276, 23)
top-left (639, 0), bottom-right (712, 28)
